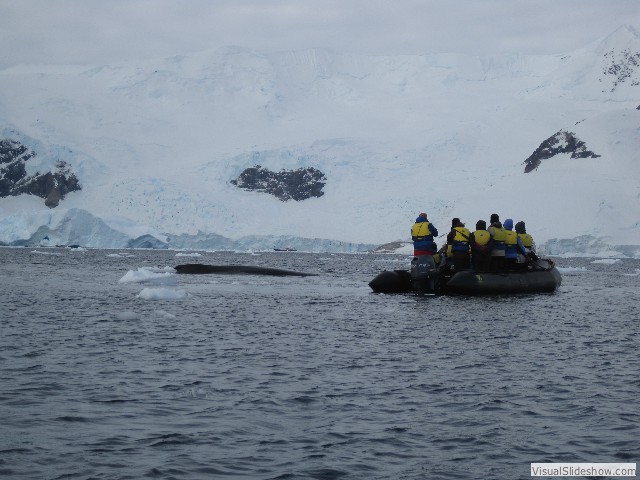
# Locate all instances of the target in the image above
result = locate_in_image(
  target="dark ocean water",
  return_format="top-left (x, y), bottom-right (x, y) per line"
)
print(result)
top-left (0, 247), bottom-right (638, 479)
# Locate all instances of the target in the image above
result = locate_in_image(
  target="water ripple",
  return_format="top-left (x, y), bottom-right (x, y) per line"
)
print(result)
top-left (1, 249), bottom-right (638, 479)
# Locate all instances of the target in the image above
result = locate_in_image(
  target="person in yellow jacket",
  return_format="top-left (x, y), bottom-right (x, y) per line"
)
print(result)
top-left (487, 213), bottom-right (506, 272)
top-left (445, 218), bottom-right (471, 271)
top-left (503, 218), bottom-right (526, 271)
top-left (411, 212), bottom-right (439, 256)
top-left (469, 219), bottom-right (493, 272)
top-left (515, 220), bottom-right (538, 269)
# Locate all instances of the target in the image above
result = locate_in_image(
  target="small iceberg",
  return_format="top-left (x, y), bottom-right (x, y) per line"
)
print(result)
top-left (137, 288), bottom-right (188, 300)
top-left (119, 267), bottom-right (176, 285)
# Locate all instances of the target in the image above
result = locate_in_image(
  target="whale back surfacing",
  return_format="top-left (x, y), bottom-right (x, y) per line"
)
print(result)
top-left (175, 263), bottom-right (317, 277)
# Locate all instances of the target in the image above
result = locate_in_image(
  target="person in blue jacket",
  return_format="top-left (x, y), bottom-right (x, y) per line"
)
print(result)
top-left (411, 213), bottom-right (439, 256)
top-left (503, 218), bottom-right (526, 271)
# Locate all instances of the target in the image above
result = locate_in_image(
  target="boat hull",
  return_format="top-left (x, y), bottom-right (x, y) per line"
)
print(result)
top-left (443, 268), bottom-right (562, 294)
top-left (369, 269), bottom-right (413, 293)
top-left (369, 259), bottom-right (562, 295)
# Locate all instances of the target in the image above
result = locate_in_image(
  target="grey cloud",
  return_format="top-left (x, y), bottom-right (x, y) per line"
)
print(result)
top-left (0, 0), bottom-right (638, 68)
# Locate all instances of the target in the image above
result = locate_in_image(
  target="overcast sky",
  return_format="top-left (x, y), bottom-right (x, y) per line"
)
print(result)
top-left (1, 0), bottom-right (639, 68)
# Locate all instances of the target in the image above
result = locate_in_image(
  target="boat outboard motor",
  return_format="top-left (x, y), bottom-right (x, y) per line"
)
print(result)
top-left (410, 255), bottom-right (440, 294)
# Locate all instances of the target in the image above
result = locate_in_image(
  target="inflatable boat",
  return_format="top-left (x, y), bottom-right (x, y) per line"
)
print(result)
top-left (369, 257), bottom-right (561, 295)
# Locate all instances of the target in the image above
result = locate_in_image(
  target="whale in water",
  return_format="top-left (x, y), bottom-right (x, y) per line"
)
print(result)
top-left (175, 263), bottom-right (317, 277)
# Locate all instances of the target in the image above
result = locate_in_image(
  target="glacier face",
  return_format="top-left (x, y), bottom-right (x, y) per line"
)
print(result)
top-left (0, 207), bottom-right (374, 253)
top-left (0, 26), bottom-right (639, 254)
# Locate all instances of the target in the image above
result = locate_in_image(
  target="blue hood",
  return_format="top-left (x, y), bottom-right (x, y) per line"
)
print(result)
top-left (503, 218), bottom-right (513, 230)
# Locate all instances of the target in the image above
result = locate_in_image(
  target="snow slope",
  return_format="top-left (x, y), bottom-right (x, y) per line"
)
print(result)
top-left (0, 26), bottom-right (638, 254)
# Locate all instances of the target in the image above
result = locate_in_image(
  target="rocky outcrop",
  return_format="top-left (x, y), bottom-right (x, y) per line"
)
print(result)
top-left (523, 130), bottom-right (600, 173)
top-left (230, 164), bottom-right (326, 201)
top-left (602, 47), bottom-right (640, 93)
top-left (0, 139), bottom-right (81, 208)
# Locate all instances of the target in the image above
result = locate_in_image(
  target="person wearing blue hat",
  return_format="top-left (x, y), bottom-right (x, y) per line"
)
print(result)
top-left (411, 213), bottom-right (439, 256)
top-left (503, 218), bottom-right (526, 271)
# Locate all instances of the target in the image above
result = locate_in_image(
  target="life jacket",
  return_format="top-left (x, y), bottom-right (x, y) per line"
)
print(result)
top-left (450, 226), bottom-right (470, 254)
top-left (472, 230), bottom-right (491, 253)
top-left (412, 221), bottom-right (437, 254)
top-left (518, 233), bottom-right (533, 248)
top-left (411, 221), bottom-right (434, 241)
top-left (490, 226), bottom-right (506, 252)
top-left (504, 230), bottom-right (518, 259)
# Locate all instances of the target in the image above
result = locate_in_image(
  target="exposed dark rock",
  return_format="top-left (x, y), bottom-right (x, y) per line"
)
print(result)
top-left (523, 130), bottom-right (600, 173)
top-left (45, 186), bottom-right (62, 208)
top-left (602, 48), bottom-right (640, 92)
top-left (0, 139), bottom-right (32, 196)
top-left (0, 139), bottom-right (82, 207)
top-left (230, 164), bottom-right (326, 201)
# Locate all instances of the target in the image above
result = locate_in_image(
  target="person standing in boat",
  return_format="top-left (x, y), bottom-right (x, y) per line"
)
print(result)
top-left (411, 213), bottom-right (438, 256)
top-left (445, 218), bottom-right (471, 271)
top-left (487, 213), bottom-right (506, 272)
top-left (503, 218), bottom-right (526, 271)
top-left (469, 220), bottom-right (493, 272)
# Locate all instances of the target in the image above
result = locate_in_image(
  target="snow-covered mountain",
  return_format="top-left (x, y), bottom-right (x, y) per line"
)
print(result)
top-left (0, 25), bottom-right (639, 255)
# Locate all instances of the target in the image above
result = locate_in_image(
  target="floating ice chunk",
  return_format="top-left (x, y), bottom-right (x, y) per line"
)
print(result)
top-left (31, 250), bottom-right (62, 256)
top-left (119, 267), bottom-right (176, 285)
top-left (175, 252), bottom-right (202, 257)
top-left (137, 288), bottom-right (188, 300)
top-left (114, 311), bottom-right (141, 320)
top-left (154, 310), bottom-right (177, 319)
top-left (591, 258), bottom-right (620, 264)
top-left (557, 266), bottom-right (588, 273)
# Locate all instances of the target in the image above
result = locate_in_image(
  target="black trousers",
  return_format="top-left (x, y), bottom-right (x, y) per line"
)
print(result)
top-left (472, 255), bottom-right (491, 272)
top-left (490, 256), bottom-right (505, 273)
top-left (451, 252), bottom-right (471, 271)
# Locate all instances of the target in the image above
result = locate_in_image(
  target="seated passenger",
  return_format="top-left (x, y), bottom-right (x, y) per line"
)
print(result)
top-left (446, 218), bottom-right (471, 271)
top-left (503, 218), bottom-right (526, 271)
top-left (487, 213), bottom-right (506, 272)
top-left (515, 221), bottom-right (538, 268)
top-left (470, 220), bottom-right (493, 272)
